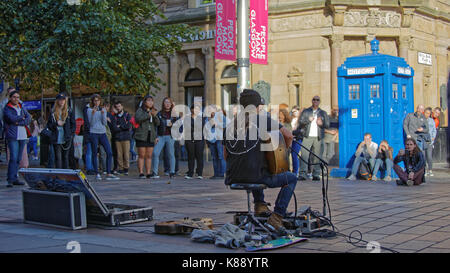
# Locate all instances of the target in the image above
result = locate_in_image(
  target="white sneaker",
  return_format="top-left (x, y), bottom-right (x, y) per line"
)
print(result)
top-left (372, 176), bottom-right (378, 181)
top-left (185, 175), bottom-right (193, 179)
top-left (384, 176), bottom-right (392, 182)
top-left (429, 170), bottom-right (434, 177)
top-left (96, 174), bottom-right (102, 180)
top-left (197, 176), bottom-right (203, 180)
top-left (347, 174), bottom-right (356, 180)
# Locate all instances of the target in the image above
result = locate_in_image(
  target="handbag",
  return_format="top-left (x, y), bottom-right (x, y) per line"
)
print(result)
top-left (40, 127), bottom-right (52, 138)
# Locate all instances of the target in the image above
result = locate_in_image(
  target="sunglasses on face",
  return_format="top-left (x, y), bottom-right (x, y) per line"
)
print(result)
top-left (313, 99), bottom-right (320, 101)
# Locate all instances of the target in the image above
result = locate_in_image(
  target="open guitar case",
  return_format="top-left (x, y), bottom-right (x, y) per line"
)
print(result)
top-left (19, 168), bottom-right (153, 226)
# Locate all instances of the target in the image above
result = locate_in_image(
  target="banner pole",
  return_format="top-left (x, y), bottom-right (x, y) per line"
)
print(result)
top-left (237, 0), bottom-right (250, 96)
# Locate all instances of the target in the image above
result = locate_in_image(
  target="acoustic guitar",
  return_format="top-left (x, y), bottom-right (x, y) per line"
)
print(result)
top-left (264, 131), bottom-right (290, 175)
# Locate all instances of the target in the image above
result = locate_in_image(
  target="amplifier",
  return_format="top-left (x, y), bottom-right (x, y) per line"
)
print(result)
top-left (22, 189), bottom-right (87, 230)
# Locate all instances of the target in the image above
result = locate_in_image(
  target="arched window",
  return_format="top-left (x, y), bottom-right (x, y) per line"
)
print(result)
top-left (221, 65), bottom-right (238, 79)
top-left (184, 68), bottom-right (204, 108)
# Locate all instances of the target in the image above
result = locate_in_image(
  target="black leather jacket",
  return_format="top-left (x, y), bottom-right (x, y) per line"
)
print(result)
top-left (293, 107), bottom-right (329, 141)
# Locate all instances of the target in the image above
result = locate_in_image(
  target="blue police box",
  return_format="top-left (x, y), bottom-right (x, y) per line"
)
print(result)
top-left (331, 39), bottom-right (414, 178)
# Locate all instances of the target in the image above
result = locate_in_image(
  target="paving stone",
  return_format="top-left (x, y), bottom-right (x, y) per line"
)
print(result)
top-left (394, 240), bottom-right (436, 251)
top-left (429, 239), bottom-right (450, 249)
top-left (370, 225), bottom-right (411, 235)
top-left (0, 160), bottom-right (449, 253)
top-left (380, 234), bottom-right (421, 245)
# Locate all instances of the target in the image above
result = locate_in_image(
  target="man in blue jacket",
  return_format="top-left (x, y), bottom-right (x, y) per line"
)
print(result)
top-left (3, 91), bottom-right (31, 187)
top-left (111, 101), bottom-right (132, 175)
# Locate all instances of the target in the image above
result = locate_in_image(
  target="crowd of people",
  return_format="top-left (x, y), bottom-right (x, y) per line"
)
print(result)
top-left (0, 86), bottom-right (443, 188)
top-left (347, 104), bottom-right (442, 186)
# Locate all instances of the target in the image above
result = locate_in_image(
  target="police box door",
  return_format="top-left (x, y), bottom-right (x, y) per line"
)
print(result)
top-left (389, 76), bottom-right (411, 151)
top-left (343, 76), bottom-right (384, 163)
top-left (364, 77), bottom-right (384, 144)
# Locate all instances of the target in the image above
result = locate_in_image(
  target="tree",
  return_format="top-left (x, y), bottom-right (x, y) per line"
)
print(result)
top-left (0, 0), bottom-right (195, 96)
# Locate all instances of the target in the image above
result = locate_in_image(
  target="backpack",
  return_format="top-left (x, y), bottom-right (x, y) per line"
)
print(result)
top-left (359, 159), bottom-right (372, 180)
top-left (225, 138), bottom-right (264, 185)
top-left (130, 115), bottom-right (139, 129)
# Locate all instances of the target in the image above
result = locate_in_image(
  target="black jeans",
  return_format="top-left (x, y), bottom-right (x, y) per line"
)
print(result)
top-left (185, 140), bottom-right (205, 177)
top-left (54, 144), bottom-right (70, 169)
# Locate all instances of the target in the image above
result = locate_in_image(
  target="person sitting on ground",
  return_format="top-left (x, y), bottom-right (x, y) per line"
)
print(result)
top-left (393, 138), bottom-right (425, 186)
top-left (371, 140), bottom-right (393, 182)
top-left (347, 133), bottom-right (378, 180)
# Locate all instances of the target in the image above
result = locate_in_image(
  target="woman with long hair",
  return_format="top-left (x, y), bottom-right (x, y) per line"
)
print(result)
top-left (424, 107), bottom-right (437, 177)
top-left (150, 97), bottom-right (177, 178)
top-left (134, 95), bottom-right (160, 178)
top-left (87, 94), bottom-right (119, 181)
top-left (3, 90), bottom-right (31, 187)
top-left (47, 93), bottom-right (75, 169)
top-left (279, 108), bottom-right (292, 131)
top-left (393, 138), bottom-right (426, 186)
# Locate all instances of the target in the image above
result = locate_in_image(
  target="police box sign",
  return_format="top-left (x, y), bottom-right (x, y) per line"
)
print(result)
top-left (347, 67), bottom-right (376, 76)
top-left (397, 67), bottom-right (411, 75)
top-left (418, 52), bottom-right (432, 66)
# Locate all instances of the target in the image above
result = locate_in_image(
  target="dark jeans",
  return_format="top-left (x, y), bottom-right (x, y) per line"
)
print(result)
top-left (394, 164), bottom-right (425, 185)
top-left (208, 140), bottom-right (226, 177)
top-left (185, 140), bottom-right (205, 177)
top-left (7, 139), bottom-right (27, 183)
top-left (28, 136), bottom-right (38, 157)
top-left (90, 133), bottom-right (113, 174)
top-left (291, 140), bottom-right (301, 176)
top-left (54, 144), bottom-right (70, 169)
top-left (252, 172), bottom-right (298, 217)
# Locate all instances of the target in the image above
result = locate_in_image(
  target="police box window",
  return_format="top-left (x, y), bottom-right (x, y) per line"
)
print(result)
top-left (392, 83), bottom-right (398, 99)
top-left (348, 84), bottom-right (360, 100)
top-left (402, 85), bottom-right (407, 99)
top-left (370, 84), bottom-right (380, 98)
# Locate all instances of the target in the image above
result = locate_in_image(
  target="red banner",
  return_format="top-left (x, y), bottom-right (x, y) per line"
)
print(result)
top-left (249, 0), bottom-right (268, 65)
top-left (215, 0), bottom-right (236, 61)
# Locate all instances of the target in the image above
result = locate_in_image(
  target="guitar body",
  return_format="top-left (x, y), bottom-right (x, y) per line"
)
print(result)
top-left (265, 132), bottom-right (290, 175)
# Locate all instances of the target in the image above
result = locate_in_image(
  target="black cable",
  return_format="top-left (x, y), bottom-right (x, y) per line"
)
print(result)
top-left (289, 140), bottom-right (399, 253)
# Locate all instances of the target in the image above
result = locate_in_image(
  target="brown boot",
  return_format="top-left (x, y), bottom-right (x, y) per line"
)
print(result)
top-left (267, 212), bottom-right (284, 231)
top-left (254, 202), bottom-right (271, 216)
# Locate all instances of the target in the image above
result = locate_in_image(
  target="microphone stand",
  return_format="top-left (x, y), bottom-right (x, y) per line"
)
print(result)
top-left (292, 140), bottom-right (329, 218)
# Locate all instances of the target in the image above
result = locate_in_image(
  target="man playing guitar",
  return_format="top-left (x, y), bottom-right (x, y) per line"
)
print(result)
top-left (223, 89), bottom-right (297, 234)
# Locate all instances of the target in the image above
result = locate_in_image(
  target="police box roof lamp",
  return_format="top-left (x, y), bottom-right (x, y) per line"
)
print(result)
top-left (370, 39), bottom-right (380, 55)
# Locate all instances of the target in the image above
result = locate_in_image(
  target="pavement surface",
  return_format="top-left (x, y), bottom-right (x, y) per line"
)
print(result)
top-left (0, 157), bottom-right (450, 253)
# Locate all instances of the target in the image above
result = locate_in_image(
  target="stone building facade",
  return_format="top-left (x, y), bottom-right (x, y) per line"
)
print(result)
top-left (153, 0), bottom-right (449, 125)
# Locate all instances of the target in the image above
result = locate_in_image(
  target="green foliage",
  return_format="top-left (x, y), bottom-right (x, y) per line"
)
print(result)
top-left (0, 0), bottom-right (196, 96)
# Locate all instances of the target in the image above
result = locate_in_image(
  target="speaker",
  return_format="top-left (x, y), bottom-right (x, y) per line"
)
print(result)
top-left (22, 189), bottom-right (87, 230)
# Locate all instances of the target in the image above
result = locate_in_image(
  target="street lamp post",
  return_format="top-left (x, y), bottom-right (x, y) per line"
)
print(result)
top-left (237, 0), bottom-right (250, 96)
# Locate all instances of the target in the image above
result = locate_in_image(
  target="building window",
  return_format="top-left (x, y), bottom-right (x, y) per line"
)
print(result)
top-left (402, 85), bottom-right (407, 99)
top-left (295, 84), bottom-right (300, 106)
top-left (348, 84), bottom-right (360, 100)
top-left (198, 0), bottom-right (215, 7)
top-left (221, 65), bottom-right (237, 78)
top-left (370, 84), bottom-right (380, 98)
top-left (392, 83), bottom-right (398, 99)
